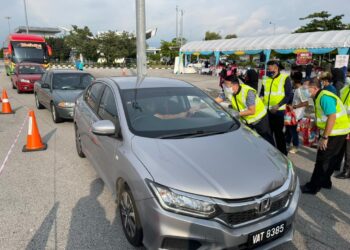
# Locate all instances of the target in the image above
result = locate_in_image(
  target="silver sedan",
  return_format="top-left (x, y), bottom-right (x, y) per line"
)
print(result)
top-left (74, 77), bottom-right (300, 249)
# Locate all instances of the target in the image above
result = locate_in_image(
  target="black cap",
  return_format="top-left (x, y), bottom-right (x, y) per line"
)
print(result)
top-left (224, 74), bottom-right (239, 84)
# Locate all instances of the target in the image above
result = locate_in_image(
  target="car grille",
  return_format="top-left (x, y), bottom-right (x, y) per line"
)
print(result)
top-left (217, 194), bottom-right (290, 226)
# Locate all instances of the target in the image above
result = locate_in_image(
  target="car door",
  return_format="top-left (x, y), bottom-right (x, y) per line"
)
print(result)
top-left (41, 72), bottom-right (53, 108)
top-left (91, 86), bottom-right (123, 191)
top-left (35, 72), bottom-right (47, 104)
top-left (79, 82), bottom-right (105, 166)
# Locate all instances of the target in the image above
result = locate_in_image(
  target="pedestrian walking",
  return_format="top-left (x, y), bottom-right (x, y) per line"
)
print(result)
top-left (260, 61), bottom-right (293, 155)
top-left (216, 75), bottom-right (275, 145)
top-left (301, 79), bottom-right (350, 194)
top-left (286, 72), bottom-right (309, 154)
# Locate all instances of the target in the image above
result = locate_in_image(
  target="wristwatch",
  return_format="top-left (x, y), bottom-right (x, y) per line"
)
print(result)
top-left (321, 135), bottom-right (328, 140)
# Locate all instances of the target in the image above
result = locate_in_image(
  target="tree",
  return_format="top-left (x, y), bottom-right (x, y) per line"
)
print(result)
top-left (97, 31), bottom-right (136, 66)
top-left (45, 37), bottom-right (70, 62)
top-left (204, 31), bottom-right (222, 40)
top-left (294, 11), bottom-right (350, 33)
top-left (225, 34), bottom-right (237, 39)
top-left (64, 25), bottom-right (98, 61)
top-left (160, 39), bottom-right (178, 64)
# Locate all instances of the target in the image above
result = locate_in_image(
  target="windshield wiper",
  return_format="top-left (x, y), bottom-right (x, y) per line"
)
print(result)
top-left (158, 130), bottom-right (226, 139)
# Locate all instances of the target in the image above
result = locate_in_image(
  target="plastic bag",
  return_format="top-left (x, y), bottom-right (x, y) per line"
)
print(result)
top-left (284, 106), bottom-right (297, 126)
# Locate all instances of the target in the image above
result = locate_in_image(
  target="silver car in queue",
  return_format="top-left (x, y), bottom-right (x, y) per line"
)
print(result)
top-left (73, 77), bottom-right (300, 249)
top-left (34, 69), bottom-right (94, 123)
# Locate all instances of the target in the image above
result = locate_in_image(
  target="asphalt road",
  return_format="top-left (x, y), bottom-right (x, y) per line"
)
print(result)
top-left (0, 64), bottom-right (349, 250)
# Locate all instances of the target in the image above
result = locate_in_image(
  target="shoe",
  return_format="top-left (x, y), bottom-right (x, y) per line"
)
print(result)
top-left (334, 172), bottom-right (350, 179)
top-left (289, 146), bottom-right (298, 154)
top-left (300, 184), bottom-right (320, 194)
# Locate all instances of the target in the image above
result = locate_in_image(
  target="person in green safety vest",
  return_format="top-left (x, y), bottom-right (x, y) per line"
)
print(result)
top-left (301, 78), bottom-right (350, 194)
top-left (334, 82), bottom-right (350, 179)
top-left (216, 74), bottom-right (275, 146)
top-left (260, 61), bottom-right (293, 156)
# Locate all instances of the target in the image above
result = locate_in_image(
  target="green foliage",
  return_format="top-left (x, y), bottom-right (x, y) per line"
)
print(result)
top-left (204, 31), bottom-right (222, 40)
top-left (225, 34), bottom-right (237, 39)
top-left (97, 31), bottom-right (136, 65)
top-left (45, 37), bottom-right (70, 61)
top-left (0, 48), bottom-right (3, 59)
top-left (294, 11), bottom-right (350, 33)
top-left (64, 25), bottom-right (98, 61)
top-left (160, 39), bottom-right (179, 63)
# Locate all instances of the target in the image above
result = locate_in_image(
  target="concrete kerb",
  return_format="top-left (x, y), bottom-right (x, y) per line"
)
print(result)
top-left (50, 65), bottom-right (173, 71)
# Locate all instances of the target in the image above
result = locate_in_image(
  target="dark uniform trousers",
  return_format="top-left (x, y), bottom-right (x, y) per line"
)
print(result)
top-left (308, 135), bottom-right (347, 189)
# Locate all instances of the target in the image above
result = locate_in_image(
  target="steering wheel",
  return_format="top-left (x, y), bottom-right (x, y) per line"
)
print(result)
top-left (131, 114), bottom-right (150, 124)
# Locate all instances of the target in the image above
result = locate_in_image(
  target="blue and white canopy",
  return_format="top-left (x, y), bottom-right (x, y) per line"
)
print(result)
top-left (180, 30), bottom-right (350, 56)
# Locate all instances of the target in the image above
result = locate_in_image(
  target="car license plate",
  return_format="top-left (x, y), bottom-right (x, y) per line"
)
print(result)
top-left (248, 222), bottom-right (286, 247)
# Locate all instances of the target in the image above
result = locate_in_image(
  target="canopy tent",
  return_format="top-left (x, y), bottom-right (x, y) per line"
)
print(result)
top-left (179, 30), bottom-right (350, 66)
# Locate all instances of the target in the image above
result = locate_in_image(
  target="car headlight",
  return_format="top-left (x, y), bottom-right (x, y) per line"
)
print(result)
top-left (19, 79), bottom-right (31, 83)
top-left (58, 102), bottom-right (75, 108)
top-left (288, 160), bottom-right (297, 193)
top-left (148, 181), bottom-right (219, 218)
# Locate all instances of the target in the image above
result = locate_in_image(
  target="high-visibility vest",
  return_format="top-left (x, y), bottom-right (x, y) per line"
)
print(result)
top-left (340, 85), bottom-right (350, 119)
top-left (231, 84), bottom-right (267, 124)
top-left (315, 90), bottom-right (350, 136)
top-left (262, 73), bottom-right (288, 110)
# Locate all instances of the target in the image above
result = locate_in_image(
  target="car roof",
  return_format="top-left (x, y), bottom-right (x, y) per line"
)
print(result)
top-left (47, 69), bottom-right (91, 74)
top-left (107, 77), bottom-right (193, 90)
top-left (17, 62), bottom-right (44, 67)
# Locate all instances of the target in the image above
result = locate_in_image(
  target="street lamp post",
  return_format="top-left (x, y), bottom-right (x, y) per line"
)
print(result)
top-left (5, 16), bottom-right (11, 35)
top-left (135, 0), bottom-right (147, 82)
top-left (23, 0), bottom-right (29, 34)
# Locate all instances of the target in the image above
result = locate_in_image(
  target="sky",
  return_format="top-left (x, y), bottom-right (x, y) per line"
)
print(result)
top-left (1, 0), bottom-right (350, 48)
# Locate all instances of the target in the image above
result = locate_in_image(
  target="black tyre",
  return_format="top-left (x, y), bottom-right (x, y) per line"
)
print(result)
top-left (35, 94), bottom-right (44, 109)
top-left (51, 103), bottom-right (63, 123)
top-left (12, 80), bottom-right (16, 89)
top-left (75, 124), bottom-right (85, 158)
top-left (119, 185), bottom-right (143, 247)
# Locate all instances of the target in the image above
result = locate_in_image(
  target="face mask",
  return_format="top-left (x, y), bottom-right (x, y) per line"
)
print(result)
top-left (266, 71), bottom-right (275, 77)
top-left (224, 86), bottom-right (233, 94)
top-left (301, 88), bottom-right (310, 98)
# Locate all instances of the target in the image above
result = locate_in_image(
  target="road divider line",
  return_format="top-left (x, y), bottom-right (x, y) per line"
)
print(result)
top-left (0, 116), bottom-right (27, 176)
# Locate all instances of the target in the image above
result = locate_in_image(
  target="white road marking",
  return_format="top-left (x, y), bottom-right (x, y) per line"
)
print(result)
top-left (0, 116), bottom-right (27, 176)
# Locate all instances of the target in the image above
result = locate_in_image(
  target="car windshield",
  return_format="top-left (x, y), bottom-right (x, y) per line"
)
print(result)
top-left (12, 42), bottom-right (47, 64)
top-left (121, 87), bottom-right (239, 138)
top-left (18, 65), bottom-right (45, 74)
top-left (53, 73), bottom-right (94, 90)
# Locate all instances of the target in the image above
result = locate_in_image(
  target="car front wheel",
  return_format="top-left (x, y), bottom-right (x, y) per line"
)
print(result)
top-left (35, 94), bottom-right (44, 109)
top-left (75, 124), bottom-right (85, 158)
top-left (51, 103), bottom-right (62, 123)
top-left (119, 185), bottom-right (143, 247)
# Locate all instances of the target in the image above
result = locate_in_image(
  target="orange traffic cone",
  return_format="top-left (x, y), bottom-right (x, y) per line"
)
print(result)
top-left (22, 110), bottom-right (47, 152)
top-left (0, 89), bottom-right (14, 114)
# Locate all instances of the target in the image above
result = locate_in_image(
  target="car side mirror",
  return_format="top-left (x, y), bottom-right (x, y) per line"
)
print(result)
top-left (41, 83), bottom-right (50, 89)
top-left (92, 120), bottom-right (116, 136)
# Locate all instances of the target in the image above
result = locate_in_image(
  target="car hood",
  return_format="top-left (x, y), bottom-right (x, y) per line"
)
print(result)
top-left (132, 127), bottom-right (289, 199)
top-left (17, 74), bottom-right (43, 82)
top-left (53, 90), bottom-right (84, 103)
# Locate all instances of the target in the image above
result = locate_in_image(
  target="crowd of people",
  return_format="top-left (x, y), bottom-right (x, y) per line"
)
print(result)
top-left (216, 61), bottom-right (350, 195)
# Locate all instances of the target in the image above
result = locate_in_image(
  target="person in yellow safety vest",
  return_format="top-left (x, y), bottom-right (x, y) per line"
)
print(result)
top-left (301, 78), bottom-right (350, 194)
top-left (334, 83), bottom-right (350, 179)
top-left (216, 74), bottom-right (275, 146)
top-left (260, 61), bottom-right (293, 156)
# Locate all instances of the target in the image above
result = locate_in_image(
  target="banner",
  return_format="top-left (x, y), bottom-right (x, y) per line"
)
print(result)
top-left (296, 52), bottom-right (312, 65)
top-left (335, 55), bottom-right (349, 68)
